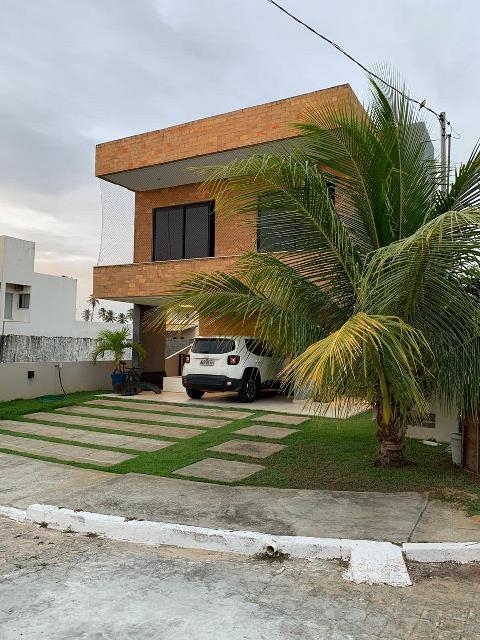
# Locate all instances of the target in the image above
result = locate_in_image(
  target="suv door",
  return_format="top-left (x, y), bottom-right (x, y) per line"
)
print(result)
top-left (245, 339), bottom-right (276, 383)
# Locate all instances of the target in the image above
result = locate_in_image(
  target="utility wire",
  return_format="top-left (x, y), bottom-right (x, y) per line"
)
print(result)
top-left (266, 0), bottom-right (445, 122)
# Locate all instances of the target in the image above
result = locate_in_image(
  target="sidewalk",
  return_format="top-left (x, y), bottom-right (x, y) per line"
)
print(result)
top-left (1, 453), bottom-right (479, 543)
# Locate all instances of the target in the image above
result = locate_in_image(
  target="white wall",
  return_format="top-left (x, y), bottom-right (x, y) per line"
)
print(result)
top-left (0, 361), bottom-right (116, 402)
top-left (0, 236), bottom-right (35, 286)
top-left (0, 235), bottom-right (127, 340)
top-left (407, 401), bottom-right (458, 443)
top-left (3, 273), bottom-right (126, 338)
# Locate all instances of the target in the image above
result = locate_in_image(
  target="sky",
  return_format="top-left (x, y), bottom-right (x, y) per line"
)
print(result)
top-left (1, 0), bottom-right (478, 316)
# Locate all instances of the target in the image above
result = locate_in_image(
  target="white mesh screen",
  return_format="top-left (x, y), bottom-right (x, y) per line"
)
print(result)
top-left (97, 180), bottom-right (134, 266)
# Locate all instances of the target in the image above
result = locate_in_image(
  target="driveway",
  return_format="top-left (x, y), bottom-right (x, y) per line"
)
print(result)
top-left (1, 517), bottom-right (479, 639)
top-left (136, 389), bottom-right (368, 418)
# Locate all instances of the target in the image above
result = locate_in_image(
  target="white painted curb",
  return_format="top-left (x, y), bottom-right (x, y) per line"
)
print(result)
top-left (345, 541), bottom-right (411, 587)
top-left (24, 504), bottom-right (344, 559)
top-left (403, 542), bottom-right (480, 564)
top-left (15, 503), bottom-right (410, 587)
top-left (5, 503), bottom-right (479, 586)
top-left (0, 505), bottom-right (27, 522)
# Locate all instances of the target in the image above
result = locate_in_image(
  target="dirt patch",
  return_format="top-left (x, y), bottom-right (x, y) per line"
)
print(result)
top-left (253, 550), bottom-right (290, 563)
top-left (408, 560), bottom-right (480, 582)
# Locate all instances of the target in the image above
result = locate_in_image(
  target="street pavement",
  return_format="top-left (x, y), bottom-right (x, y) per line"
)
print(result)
top-left (1, 518), bottom-right (479, 640)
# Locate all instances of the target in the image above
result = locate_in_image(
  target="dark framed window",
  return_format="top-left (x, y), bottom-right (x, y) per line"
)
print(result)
top-left (191, 338), bottom-right (235, 354)
top-left (153, 201), bottom-right (215, 261)
top-left (407, 412), bottom-right (436, 429)
top-left (245, 338), bottom-right (274, 357)
top-left (257, 184), bottom-right (335, 253)
top-left (4, 292), bottom-right (13, 319)
top-left (18, 293), bottom-right (30, 309)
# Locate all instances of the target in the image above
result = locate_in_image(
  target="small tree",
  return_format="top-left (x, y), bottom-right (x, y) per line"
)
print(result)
top-left (81, 308), bottom-right (92, 321)
top-left (116, 312), bottom-right (127, 324)
top-left (104, 309), bottom-right (116, 323)
top-left (88, 294), bottom-right (99, 321)
top-left (91, 328), bottom-right (146, 372)
top-left (98, 307), bottom-right (116, 322)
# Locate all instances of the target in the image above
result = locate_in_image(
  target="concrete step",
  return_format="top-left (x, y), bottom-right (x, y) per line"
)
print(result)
top-left (162, 377), bottom-right (184, 393)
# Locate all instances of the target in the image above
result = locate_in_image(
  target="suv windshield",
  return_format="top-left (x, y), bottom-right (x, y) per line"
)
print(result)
top-left (191, 338), bottom-right (236, 354)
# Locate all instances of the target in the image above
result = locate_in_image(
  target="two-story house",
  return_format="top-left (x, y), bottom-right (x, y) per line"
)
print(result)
top-left (93, 84), bottom-right (362, 388)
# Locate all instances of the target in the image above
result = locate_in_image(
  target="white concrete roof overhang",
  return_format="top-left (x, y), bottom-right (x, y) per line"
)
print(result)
top-left (99, 138), bottom-right (306, 192)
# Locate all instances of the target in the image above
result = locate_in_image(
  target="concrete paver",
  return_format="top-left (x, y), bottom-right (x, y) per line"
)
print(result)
top-left (0, 453), bottom-right (115, 507)
top-left (256, 413), bottom-right (309, 426)
top-left (90, 398), bottom-right (253, 421)
top-left (0, 420), bottom-right (173, 452)
top-left (175, 458), bottom-right (265, 482)
top-left (209, 439), bottom-right (286, 458)
top-left (28, 411), bottom-right (204, 439)
top-left (0, 435), bottom-right (133, 466)
top-left (234, 425), bottom-right (298, 439)
top-left (2, 518), bottom-right (480, 639)
top-left (61, 405), bottom-right (227, 428)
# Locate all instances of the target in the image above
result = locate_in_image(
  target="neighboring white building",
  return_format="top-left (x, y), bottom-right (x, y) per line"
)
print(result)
top-left (0, 235), bottom-right (128, 401)
top-left (0, 235), bottom-right (107, 339)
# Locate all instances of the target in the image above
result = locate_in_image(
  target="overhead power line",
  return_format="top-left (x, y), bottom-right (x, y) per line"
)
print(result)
top-left (266, 0), bottom-right (442, 121)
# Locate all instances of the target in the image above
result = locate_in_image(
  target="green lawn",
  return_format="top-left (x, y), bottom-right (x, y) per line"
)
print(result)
top-left (0, 391), bottom-right (106, 420)
top-left (0, 393), bottom-right (479, 514)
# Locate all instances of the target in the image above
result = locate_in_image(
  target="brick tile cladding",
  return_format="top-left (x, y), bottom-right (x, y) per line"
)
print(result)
top-left (95, 85), bottom-right (360, 176)
top-left (94, 256), bottom-right (240, 300)
top-left (94, 85), bottom-right (363, 301)
top-left (134, 183), bottom-right (256, 263)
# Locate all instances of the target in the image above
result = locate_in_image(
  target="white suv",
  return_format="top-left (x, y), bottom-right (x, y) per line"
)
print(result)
top-left (182, 336), bottom-right (281, 403)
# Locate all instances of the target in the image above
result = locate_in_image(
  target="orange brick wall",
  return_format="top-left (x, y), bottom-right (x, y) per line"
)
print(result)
top-left (96, 85), bottom-right (362, 176)
top-left (93, 256), bottom-right (240, 300)
top-left (198, 316), bottom-right (258, 338)
top-left (134, 182), bottom-right (256, 262)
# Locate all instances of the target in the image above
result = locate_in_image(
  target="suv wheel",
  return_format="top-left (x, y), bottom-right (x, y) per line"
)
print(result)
top-left (238, 373), bottom-right (259, 403)
top-left (186, 388), bottom-right (205, 400)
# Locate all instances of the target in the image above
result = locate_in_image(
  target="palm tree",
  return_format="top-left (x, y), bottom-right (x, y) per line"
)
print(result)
top-left (98, 307), bottom-right (115, 322)
top-left (126, 308), bottom-right (134, 321)
top-left (81, 308), bottom-right (92, 321)
top-left (87, 294), bottom-right (99, 321)
top-left (116, 312), bottom-right (127, 324)
top-left (149, 77), bottom-right (480, 466)
top-left (103, 309), bottom-right (116, 323)
top-left (91, 328), bottom-right (146, 372)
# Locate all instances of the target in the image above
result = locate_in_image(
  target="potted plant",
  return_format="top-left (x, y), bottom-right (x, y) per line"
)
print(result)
top-left (91, 328), bottom-right (146, 390)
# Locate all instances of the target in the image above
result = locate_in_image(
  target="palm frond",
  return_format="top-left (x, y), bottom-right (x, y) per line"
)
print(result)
top-left (146, 253), bottom-right (344, 359)
top-left (202, 152), bottom-right (362, 307)
top-left (283, 312), bottom-right (429, 424)
top-left (297, 75), bottom-right (438, 252)
top-left (362, 208), bottom-right (480, 413)
top-left (434, 141), bottom-right (480, 215)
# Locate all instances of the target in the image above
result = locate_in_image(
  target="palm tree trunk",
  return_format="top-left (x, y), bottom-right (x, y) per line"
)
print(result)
top-left (375, 403), bottom-right (406, 466)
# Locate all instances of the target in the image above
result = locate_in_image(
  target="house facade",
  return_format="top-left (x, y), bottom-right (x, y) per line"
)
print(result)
top-left (92, 85), bottom-right (462, 453)
top-left (93, 84), bottom-right (362, 385)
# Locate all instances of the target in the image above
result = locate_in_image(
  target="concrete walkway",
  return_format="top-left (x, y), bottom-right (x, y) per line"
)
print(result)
top-left (1, 453), bottom-right (479, 543)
